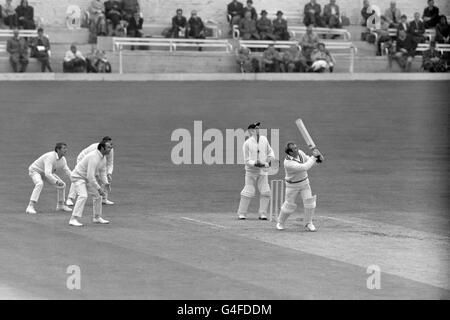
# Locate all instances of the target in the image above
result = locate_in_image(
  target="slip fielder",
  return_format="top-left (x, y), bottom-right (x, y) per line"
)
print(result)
top-left (66, 136), bottom-right (114, 206)
top-left (26, 142), bottom-right (73, 214)
top-left (276, 142), bottom-right (322, 231)
top-left (237, 122), bottom-right (275, 220)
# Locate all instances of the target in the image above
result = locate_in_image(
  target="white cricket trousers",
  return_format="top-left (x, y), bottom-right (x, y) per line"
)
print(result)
top-left (29, 170), bottom-right (65, 203)
top-left (71, 178), bottom-right (102, 218)
top-left (68, 176), bottom-right (108, 200)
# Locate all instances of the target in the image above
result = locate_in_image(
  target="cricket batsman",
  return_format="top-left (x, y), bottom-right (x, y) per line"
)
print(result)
top-left (26, 142), bottom-right (73, 214)
top-left (276, 141), bottom-right (322, 231)
top-left (237, 122), bottom-right (275, 220)
top-left (66, 136), bottom-right (115, 206)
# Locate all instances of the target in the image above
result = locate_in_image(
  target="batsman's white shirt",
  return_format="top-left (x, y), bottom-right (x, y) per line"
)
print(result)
top-left (77, 143), bottom-right (114, 175)
top-left (284, 150), bottom-right (316, 183)
top-left (71, 150), bottom-right (108, 190)
top-left (29, 151), bottom-right (72, 184)
top-left (243, 135), bottom-right (275, 174)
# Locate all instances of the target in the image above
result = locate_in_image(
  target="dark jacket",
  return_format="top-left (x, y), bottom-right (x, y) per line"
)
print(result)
top-left (188, 17), bottom-right (205, 38)
top-left (227, 1), bottom-right (244, 19)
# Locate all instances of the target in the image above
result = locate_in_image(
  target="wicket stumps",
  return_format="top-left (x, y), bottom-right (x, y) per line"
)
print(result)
top-left (269, 180), bottom-right (285, 222)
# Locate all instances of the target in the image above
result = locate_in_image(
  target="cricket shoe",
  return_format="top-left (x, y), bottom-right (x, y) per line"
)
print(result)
top-left (66, 198), bottom-right (74, 206)
top-left (258, 214), bottom-right (268, 220)
top-left (237, 213), bottom-right (246, 220)
top-left (69, 218), bottom-right (83, 227)
top-left (26, 206), bottom-right (37, 214)
top-left (276, 222), bottom-right (285, 230)
top-left (93, 217), bottom-right (110, 224)
top-left (305, 223), bottom-right (317, 232)
top-left (56, 205), bottom-right (72, 212)
top-left (102, 199), bottom-right (114, 205)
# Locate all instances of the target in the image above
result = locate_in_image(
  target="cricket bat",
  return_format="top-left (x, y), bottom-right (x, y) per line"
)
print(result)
top-left (295, 118), bottom-right (324, 162)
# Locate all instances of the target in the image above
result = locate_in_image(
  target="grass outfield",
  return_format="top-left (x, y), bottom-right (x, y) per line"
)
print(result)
top-left (0, 81), bottom-right (449, 299)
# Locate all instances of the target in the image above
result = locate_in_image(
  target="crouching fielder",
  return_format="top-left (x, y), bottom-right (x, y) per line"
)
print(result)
top-left (68, 141), bottom-right (112, 227)
top-left (237, 122), bottom-right (275, 220)
top-left (26, 143), bottom-right (72, 214)
top-left (276, 142), bottom-right (322, 231)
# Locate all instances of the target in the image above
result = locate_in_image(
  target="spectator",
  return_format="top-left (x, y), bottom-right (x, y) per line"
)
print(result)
top-left (15, 0), bottom-right (35, 29)
top-left (361, 0), bottom-right (375, 27)
top-left (304, 0), bottom-right (324, 27)
top-left (188, 10), bottom-right (206, 39)
top-left (7, 28), bottom-right (28, 72)
top-left (384, 1), bottom-right (401, 28)
top-left (171, 9), bottom-right (188, 38)
top-left (239, 10), bottom-right (259, 40)
top-left (397, 14), bottom-right (408, 35)
top-left (323, 0), bottom-right (341, 29)
top-left (2, 0), bottom-right (17, 28)
top-left (283, 44), bottom-right (307, 72)
top-left (63, 44), bottom-right (87, 73)
top-left (88, 0), bottom-right (107, 43)
top-left (257, 10), bottom-right (275, 40)
top-left (86, 49), bottom-right (112, 73)
top-left (243, 0), bottom-right (257, 20)
top-left (422, 41), bottom-right (446, 72)
top-left (389, 30), bottom-right (417, 72)
top-left (300, 24), bottom-right (320, 63)
top-left (375, 15), bottom-right (392, 56)
top-left (236, 47), bottom-right (260, 72)
top-left (408, 12), bottom-right (426, 43)
top-left (29, 27), bottom-right (52, 72)
top-left (309, 42), bottom-right (335, 72)
top-left (127, 11), bottom-right (143, 38)
top-left (122, 0), bottom-right (140, 22)
top-left (227, 0), bottom-right (244, 33)
top-left (273, 11), bottom-right (290, 40)
top-left (422, 0), bottom-right (439, 29)
top-left (435, 15), bottom-right (449, 44)
top-left (261, 44), bottom-right (283, 72)
top-left (104, 0), bottom-right (123, 33)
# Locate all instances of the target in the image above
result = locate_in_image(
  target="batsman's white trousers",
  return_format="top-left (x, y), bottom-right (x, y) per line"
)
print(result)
top-left (71, 178), bottom-right (102, 218)
top-left (284, 179), bottom-right (313, 208)
top-left (29, 170), bottom-right (65, 203)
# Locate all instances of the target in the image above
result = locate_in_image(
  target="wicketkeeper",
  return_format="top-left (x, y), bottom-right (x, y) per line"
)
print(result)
top-left (237, 122), bottom-right (275, 220)
top-left (277, 141), bottom-right (323, 231)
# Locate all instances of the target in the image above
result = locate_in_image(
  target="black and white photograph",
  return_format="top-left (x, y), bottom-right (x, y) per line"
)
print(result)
top-left (0, 0), bottom-right (449, 310)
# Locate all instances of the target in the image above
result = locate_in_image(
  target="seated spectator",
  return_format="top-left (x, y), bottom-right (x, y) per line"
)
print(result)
top-left (239, 10), bottom-right (259, 40)
top-left (86, 49), bottom-right (112, 73)
top-left (375, 15), bottom-right (392, 56)
top-left (384, 1), bottom-right (401, 28)
top-left (112, 21), bottom-right (127, 37)
top-left (435, 15), bottom-right (449, 44)
top-left (29, 27), bottom-right (52, 72)
top-left (283, 44), bottom-right (307, 72)
top-left (408, 12), bottom-right (426, 44)
top-left (127, 12), bottom-right (143, 38)
top-left (2, 0), bottom-right (17, 29)
top-left (236, 47), bottom-right (260, 72)
top-left (63, 44), bottom-right (87, 73)
top-left (323, 0), bottom-right (341, 29)
top-left (104, 0), bottom-right (123, 33)
top-left (397, 14), bottom-right (408, 35)
top-left (303, 0), bottom-right (324, 27)
top-left (389, 30), bottom-right (417, 72)
top-left (171, 9), bottom-right (188, 38)
top-left (300, 25), bottom-right (320, 63)
top-left (309, 42), bottom-right (335, 72)
top-left (422, 0), bottom-right (439, 29)
top-left (88, 0), bottom-right (107, 43)
top-left (257, 10), bottom-right (275, 40)
top-left (361, 0), bottom-right (375, 27)
top-left (273, 11), bottom-right (290, 40)
top-left (422, 41), bottom-right (446, 72)
top-left (261, 44), bottom-right (283, 72)
top-left (7, 28), bottom-right (28, 72)
top-left (227, 0), bottom-right (244, 34)
top-left (243, 0), bottom-right (257, 20)
top-left (15, 0), bottom-right (35, 30)
top-left (122, 0), bottom-right (140, 22)
top-left (188, 10), bottom-right (206, 39)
